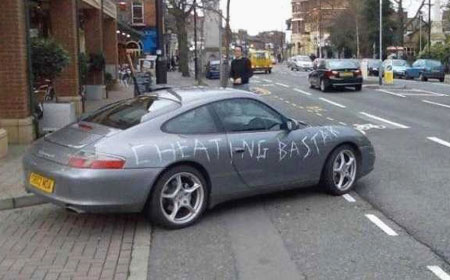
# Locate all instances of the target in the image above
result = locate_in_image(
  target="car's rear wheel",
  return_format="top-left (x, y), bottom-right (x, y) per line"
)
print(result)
top-left (320, 79), bottom-right (328, 92)
top-left (147, 166), bottom-right (208, 229)
top-left (440, 78), bottom-right (445, 83)
top-left (321, 145), bottom-right (358, 195)
top-left (355, 85), bottom-right (362, 91)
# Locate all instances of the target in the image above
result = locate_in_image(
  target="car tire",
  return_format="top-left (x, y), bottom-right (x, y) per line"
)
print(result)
top-left (420, 74), bottom-right (427, 82)
top-left (355, 85), bottom-right (362, 91)
top-left (321, 145), bottom-right (358, 196)
top-left (268, 69), bottom-right (272, 74)
top-left (147, 165), bottom-right (208, 229)
top-left (440, 78), bottom-right (445, 83)
top-left (320, 79), bottom-right (328, 92)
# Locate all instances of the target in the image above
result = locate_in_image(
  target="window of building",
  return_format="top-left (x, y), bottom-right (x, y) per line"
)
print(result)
top-left (132, 1), bottom-right (144, 25)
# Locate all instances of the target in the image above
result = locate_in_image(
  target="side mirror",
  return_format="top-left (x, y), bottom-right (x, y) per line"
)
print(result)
top-left (285, 119), bottom-right (299, 131)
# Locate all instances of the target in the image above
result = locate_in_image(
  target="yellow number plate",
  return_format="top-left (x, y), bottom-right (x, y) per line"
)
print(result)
top-left (340, 72), bottom-right (353, 77)
top-left (29, 173), bottom-right (54, 193)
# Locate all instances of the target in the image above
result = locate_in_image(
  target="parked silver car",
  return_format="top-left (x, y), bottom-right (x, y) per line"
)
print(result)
top-left (23, 88), bottom-right (375, 228)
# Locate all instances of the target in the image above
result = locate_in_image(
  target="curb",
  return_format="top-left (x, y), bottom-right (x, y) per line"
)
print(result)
top-left (0, 194), bottom-right (47, 211)
top-left (128, 217), bottom-right (152, 280)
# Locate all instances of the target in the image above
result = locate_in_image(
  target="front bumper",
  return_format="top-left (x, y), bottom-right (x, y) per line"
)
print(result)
top-left (23, 153), bottom-right (162, 213)
top-left (359, 145), bottom-right (376, 178)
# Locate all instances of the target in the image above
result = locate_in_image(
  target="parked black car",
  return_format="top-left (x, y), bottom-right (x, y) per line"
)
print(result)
top-left (205, 60), bottom-right (221, 79)
top-left (309, 59), bottom-right (363, 92)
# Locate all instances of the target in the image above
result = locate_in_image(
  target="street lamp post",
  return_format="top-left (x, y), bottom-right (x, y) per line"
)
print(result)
top-left (419, 12), bottom-right (423, 53)
top-left (428, 0), bottom-right (431, 57)
top-left (194, 0), bottom-right (198, 82)
top-left (379, 0), bottom-right (383, 85)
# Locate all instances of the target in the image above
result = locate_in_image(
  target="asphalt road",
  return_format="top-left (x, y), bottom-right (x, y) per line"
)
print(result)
top-left (147, 65), bottom-right (450, 280)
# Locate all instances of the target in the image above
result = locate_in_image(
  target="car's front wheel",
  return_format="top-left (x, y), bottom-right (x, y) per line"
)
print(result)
top-left (355, 85), bottom-right (362, 91)
top-left (321, 145), bottom-right (358, 195)
top-left (147, 166), bottom-right (208, 229)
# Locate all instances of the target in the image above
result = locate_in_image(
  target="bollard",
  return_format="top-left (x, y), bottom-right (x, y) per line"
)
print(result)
top-left (0, 129), bottom-right (8, 158)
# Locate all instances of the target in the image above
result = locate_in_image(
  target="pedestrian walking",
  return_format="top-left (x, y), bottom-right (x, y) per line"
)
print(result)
top-left (229, 46), bottom-right (253, 91)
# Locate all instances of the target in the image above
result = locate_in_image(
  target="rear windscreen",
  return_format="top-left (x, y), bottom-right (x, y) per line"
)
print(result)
top-left (426, 60), bottom-right (442, 67)
top-left (82, 96), bottom-right (179, 129)
top-left (326, 60), bottom-right (358, 69)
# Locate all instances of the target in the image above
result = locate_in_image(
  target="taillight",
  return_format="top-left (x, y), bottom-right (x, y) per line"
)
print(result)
top-left (354, 70), bottom-right (362, 77)
top-left (325, 71), bottom-right (338, 78)
top-left (68, 152), bottom-right (125, 169)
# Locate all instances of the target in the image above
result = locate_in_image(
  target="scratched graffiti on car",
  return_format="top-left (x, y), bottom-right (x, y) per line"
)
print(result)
top-left (130, 127), bottom-right (340, 165)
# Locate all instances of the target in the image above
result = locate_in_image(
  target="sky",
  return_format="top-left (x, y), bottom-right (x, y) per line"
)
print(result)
top-left (219, 0), bottom-right (448, 36)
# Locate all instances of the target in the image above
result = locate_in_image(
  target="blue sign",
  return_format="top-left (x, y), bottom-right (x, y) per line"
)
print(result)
top-left (142, 28), bottom-right (158, 54)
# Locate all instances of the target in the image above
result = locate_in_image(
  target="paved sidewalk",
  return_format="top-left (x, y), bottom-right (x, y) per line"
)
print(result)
top-left (0, 205), bottom-right (142, 280)
top-left (0, 72), bottom-right (207, 280)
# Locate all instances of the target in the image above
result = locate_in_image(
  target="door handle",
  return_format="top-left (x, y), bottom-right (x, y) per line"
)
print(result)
top-left (234, 148), bottom-right (245, 154)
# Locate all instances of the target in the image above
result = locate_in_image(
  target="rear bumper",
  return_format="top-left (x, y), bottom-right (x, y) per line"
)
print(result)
top-left (23, 153), bottom-right (162, 213)
top-left (424, 72), bottom-right (445, 79)
top-left (328, 77), bottom-right (363, 87)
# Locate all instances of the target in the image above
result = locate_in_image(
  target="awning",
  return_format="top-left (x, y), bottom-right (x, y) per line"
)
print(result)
top-left (117, 21), bottom-right (145, 39)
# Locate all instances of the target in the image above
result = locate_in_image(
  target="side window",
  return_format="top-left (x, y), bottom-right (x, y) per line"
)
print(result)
top-left (212, 99), bottom-right (284, 132)
top-left (163, 106), bottom-right (218, 134)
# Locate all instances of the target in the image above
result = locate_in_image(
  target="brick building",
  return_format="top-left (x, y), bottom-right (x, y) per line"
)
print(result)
top-left (0, 0), bottom-right (119, 144)
top-left (117, 0), bottom-right (158, 57)
top-left (291, 0), bottom-right (347, 57)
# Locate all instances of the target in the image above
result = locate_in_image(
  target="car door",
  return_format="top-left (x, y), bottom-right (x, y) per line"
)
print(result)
top-left (211, 98), bottom-right (308, 189)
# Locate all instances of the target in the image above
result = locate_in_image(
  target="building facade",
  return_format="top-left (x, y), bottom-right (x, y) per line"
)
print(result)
top-left (291, 0), bottom-right (347, 57)
top-left (1, 0), bottom-right (119, 144)
top-left (117, 0), bottom-right (158, 56)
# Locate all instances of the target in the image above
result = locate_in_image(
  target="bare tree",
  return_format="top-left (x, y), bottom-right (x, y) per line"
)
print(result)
top-left (166, 0), bottom-right (195, 77)
top-left (392, 0), bottom-right (427, 46)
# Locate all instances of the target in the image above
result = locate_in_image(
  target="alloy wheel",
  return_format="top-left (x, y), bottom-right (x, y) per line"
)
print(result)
top-left (160, 172), bottom-right (205, 225)
top-left (332, 150), bottom-right (357, 191)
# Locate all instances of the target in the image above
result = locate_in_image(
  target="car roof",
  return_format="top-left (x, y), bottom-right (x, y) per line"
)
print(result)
top-left (145, 87), bottom-right (259, 106)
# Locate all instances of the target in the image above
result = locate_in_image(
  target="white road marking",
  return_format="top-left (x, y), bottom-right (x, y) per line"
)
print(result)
top-left (319, 98), bottom-right (346, 108)
top-left (293, 88), bottom-right (312, 96)
top-left (276, 82), bottom-right (290, 88)
top-left (422, 100), bottom-right (450, 109)
top-left (285, 100), bottom-right (291, 104)
top-left (427, 266), bottom-right (450, 280)
top-left (365, 214), bottom-right (398, 236)
top-left (359, 112), bottom-right (410, 129)
top-left (279, 97), bottom-right (284, 101)
top-left (326, 117), bottom-right (335, 121)
top-left (342, 194), bottom-right (356, 202)
top-left (263, 79), bottom-right (273, 83)
top-left (377, 89), bottom-right (406, 98)
top-left (427, 137), bottom-right (450, 148)
top-left (339, 122), bottom-right (347, 125)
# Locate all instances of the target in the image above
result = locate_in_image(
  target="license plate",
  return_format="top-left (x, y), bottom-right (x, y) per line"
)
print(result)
top-left (340, 72), bottom-right (353, 77)
top-left (29, 173), bottom-right (54, 193)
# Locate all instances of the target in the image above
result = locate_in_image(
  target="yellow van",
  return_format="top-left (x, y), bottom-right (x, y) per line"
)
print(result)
top-left (249, 50), bottom-right (272, 74)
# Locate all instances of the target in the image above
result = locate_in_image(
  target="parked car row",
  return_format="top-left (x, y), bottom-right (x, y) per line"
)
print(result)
top-left (362, 58), bottom-right (446, 82)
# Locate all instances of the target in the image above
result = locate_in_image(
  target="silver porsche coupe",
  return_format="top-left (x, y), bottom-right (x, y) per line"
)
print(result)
top-left (23, 88), bottom-right (375, 228)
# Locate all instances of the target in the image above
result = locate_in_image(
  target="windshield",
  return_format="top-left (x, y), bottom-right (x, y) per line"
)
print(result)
top-left (326, 60), bottom-right (358, 69)
top-left (82, 96), bottom-right (179, 130)
top-left (393, 60), bottom-right (408, 66)
top-left (368, 60), bottom-right (381, 67)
